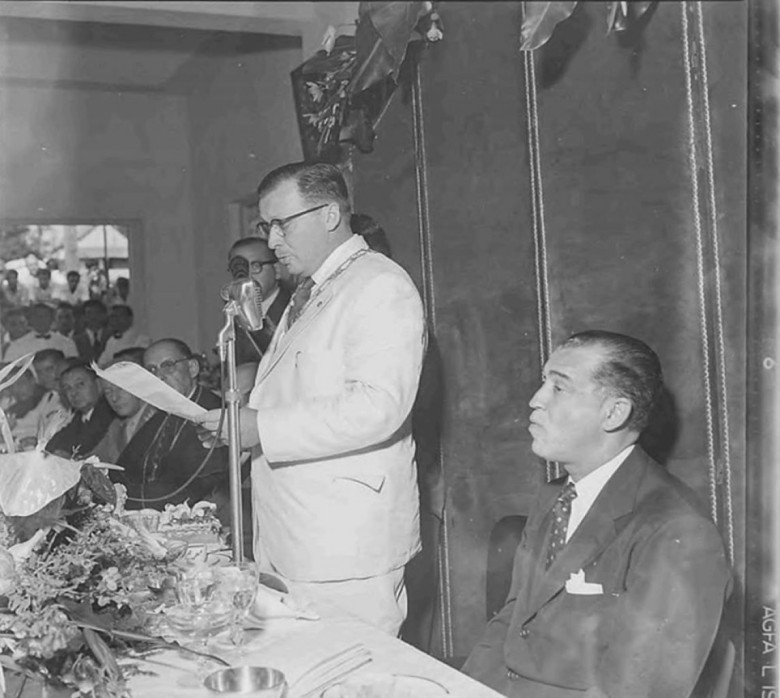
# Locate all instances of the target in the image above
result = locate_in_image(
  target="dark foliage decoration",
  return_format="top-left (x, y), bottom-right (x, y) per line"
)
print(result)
top-left (291, 1), bottom-right (443, 162)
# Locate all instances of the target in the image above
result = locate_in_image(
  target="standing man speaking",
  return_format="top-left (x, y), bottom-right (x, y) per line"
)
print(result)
top-left (196, 162), bottom-right (426, 635)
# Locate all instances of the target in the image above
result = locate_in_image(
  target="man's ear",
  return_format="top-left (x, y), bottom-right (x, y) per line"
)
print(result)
top-left (324, 202), bottom-right (342, 233)
top-left (603, 396), bottom-right (633, 432)
top-left (187, 358), bottom-right (200, 380)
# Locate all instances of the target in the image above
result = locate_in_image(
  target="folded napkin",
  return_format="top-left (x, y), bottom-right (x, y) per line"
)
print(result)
top-left (248, 572), bottom-right (320, 621)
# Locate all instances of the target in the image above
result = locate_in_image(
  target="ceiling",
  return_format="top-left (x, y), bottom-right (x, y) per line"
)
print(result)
top-left (0, 16), bottom-right (301, 94)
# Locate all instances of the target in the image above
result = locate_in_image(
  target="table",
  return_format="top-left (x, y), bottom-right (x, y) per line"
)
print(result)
top-left (127, 611), bottom-right (503, 697)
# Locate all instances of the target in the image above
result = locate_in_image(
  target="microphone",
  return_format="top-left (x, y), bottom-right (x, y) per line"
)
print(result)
top-left (221, 277), bottom-right (264, 332)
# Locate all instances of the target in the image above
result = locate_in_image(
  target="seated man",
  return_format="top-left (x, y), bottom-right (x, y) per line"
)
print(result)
top-left (93, 376), bottom-right (156, 465)
top-left (6, 369), bottom-right (48, 449)
top-left (116, 338), bottom-right (229, 514)
top-left (225, 237), bottom-right (291, 364)
top-left (46, 363), bottom-right (115, 458)
top-left (32, 349), bottom-right (68, 433)
top-left (462, 330), bottom-right (732, 698)
top-left (98, 304), bottom-right (150, 367)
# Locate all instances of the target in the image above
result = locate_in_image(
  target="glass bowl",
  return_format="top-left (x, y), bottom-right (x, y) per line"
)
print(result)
top-left (164, 601), bottom-right (232, 640)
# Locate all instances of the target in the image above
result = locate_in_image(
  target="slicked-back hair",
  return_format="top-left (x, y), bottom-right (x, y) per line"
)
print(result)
top-left (562, 330), bottom-right (663, 433)
top-left (60, 360), bottom-right (97, 382)
top-left (146, 338), bottom-right (192, 361)
top-left (33, 348), bottom-right (65, 365)
top-left (228, 236), bottom-right (275, 260)
top-left (257, 162), bottom-right (351, 213)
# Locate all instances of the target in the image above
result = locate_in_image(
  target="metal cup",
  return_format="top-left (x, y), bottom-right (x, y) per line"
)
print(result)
top-left (203, 666), bottom-right (288, 696)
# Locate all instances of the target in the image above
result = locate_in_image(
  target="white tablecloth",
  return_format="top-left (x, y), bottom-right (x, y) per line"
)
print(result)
top-left (127, 611), bottom-right (502, 697)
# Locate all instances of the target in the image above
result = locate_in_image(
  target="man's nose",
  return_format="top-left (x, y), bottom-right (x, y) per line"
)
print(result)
top-left (267, 228), bottom-right (282, 250)
top-left (529, 384), bottom-right (546, 409)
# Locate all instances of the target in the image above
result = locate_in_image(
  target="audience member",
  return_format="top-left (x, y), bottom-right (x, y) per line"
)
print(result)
top-left (75, 299), bottom-right (109, 362)
top-left (112, 346), bottom-right (146, 365)
top-left (6, 369), bottom-right (48, 448)
top-left (461, 330), bottom-right (732, 698)
top-left (32, 349), bottom-right (68, 433)
top-left (1, 269), bottom-right (30, 309)
top-left (107, 276), bottom-right (132, 307)
top-left (114, 339), bottom-right (229, 515)
top-left (93, 376), bottom-right (156, 465)
top-left (45, 363), bottom-right (115, 458)
top-left (1, 308), bottom-right (29, 359)
top-left (99, 305), bottom-right (150, 367)
top-left (60, 271), bottom-right (89, 306)
top-left (4, 304), bottom-right (78, 361)
top-left (54, 303), bottom-right (76, 338)
top-left (29, 268), bottom-right (57, 306)
top-left (225, 237), bottom-right (291, 364)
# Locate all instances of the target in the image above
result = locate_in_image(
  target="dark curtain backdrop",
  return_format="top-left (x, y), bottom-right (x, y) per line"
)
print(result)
top-left (352, 1), bottom-right (747, 677)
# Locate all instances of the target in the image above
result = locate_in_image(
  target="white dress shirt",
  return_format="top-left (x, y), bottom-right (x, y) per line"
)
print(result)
top-left (4, 331), bottom-right (79, 361)
top-left (565, 444), bottom-right (635, 542)
top-left (99, 329), bottom-right (151, 367)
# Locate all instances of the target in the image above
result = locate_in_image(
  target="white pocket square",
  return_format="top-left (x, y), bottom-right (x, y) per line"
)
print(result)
top-left (565, 569), bottom-right (603, 595)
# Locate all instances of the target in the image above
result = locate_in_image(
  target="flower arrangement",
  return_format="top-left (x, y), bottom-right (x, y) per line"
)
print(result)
top-left (0, 402), bottom-right (194, 698)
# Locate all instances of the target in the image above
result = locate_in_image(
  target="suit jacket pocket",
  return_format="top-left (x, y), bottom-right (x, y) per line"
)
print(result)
top-left (294, 348), bottom-right (344, 398)
top-left (333, 473), bottom-right (386, 493)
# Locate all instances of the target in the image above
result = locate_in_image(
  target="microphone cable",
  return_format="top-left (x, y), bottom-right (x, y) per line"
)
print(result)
top-left (125, 392), bottom-right (227, 505)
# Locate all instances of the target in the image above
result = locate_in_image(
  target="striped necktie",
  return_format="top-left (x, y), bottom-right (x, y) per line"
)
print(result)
top-left (287, 277), bottom-right (314, 329)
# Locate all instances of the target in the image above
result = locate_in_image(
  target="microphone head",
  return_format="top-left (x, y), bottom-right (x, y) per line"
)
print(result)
top-left (228, 255), bottom-right (250, 280)
top-left (222, 278), bottom-right (264, 332)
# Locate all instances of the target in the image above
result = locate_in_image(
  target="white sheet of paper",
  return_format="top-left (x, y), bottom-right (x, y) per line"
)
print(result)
top-left (92, 361), bottom-right (207, 421)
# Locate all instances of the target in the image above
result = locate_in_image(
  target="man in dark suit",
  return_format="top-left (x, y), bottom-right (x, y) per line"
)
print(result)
top-left (462, 330), bottom-right (731, 698)
top-left (116, 338), bottom-right (229, 516)
top-left (46, 363), bottom-right (116, 458)
top-left (226, 237), bottom-right (292, 364)
top-left (72, 299), bottom-right (109, 363)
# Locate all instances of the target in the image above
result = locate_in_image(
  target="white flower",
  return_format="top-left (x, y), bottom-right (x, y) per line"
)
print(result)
top-left (426, 24), bottom-right (444, 42)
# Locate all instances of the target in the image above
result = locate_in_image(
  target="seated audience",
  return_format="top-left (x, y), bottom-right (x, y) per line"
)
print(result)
top-left (115, 338), bottom-right (228, 515)
top-left (98, 305), bottom-right (150, 367)
top-left (461, 330), bottom-right (732, 698)
top-left (45, 363), bottom-right (115, 458)
top-left (6, 369), bottom-right (48, 448)
top-left (225, 237), bottom-right (291, 364)
top-left (93, 376), bottom-right (156, 465)
top-left (32, 349), bottom-right (68, 432)
top-left (4, 304), bottom-right (78, 361)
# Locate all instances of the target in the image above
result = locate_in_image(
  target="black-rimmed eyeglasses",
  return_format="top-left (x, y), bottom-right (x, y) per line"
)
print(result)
top-left (145, 357), bottom-right (190, 376)
top-left (255, 203), bottom-right (329, 237)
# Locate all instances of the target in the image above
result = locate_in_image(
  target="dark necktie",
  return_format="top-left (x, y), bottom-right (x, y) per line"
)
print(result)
top-left (545, 482), bottom-right (578, 569)
top-left (287, 277), bottom-right (314, 329)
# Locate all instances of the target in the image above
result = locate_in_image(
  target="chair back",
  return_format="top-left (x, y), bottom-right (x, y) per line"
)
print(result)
top-left (486, 514), bottom-right (527, 621)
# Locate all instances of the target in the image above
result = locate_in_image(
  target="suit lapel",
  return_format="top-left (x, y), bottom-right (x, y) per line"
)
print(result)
top-left (256, 285), bottom-right (335, 384)
top-left (523, 449), bottom-right (650, 619)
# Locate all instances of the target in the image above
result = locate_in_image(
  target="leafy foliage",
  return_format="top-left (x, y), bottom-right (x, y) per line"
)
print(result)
top-left (0, 505), bottom-right (181, 695)
top-left (520, 1), bottom-right (656, 51)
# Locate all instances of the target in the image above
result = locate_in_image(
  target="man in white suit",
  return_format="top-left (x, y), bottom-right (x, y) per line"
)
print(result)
top-left (196, 162), bottom-right (426, 635)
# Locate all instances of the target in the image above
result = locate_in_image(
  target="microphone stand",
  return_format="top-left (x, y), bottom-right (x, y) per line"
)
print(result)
top-left (217, 302), bottom-right (244, 563)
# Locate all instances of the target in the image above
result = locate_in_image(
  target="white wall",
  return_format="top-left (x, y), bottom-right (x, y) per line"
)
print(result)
top-left (186, 44), bottom-right (304, 355)
top-left (0, 85), bottom-right (198, 345)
